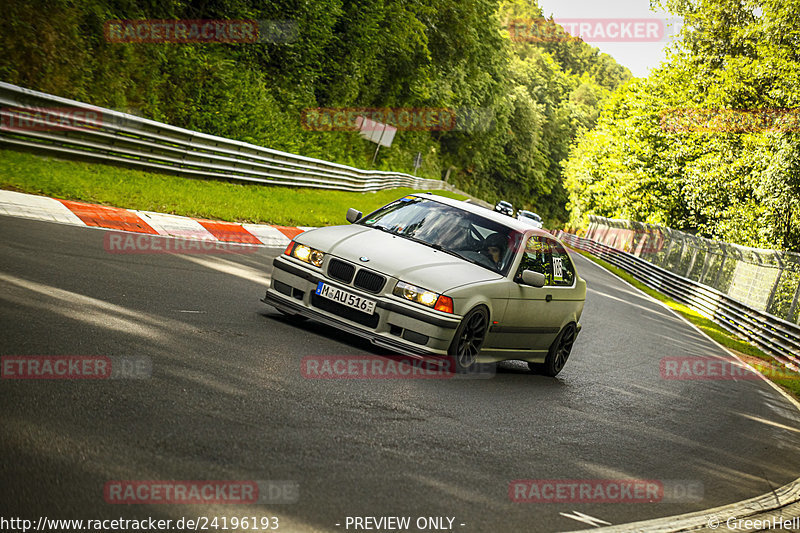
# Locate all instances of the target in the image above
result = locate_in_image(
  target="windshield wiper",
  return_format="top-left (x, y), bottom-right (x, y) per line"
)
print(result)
top-left (366, 224), bottom-right (397, 235)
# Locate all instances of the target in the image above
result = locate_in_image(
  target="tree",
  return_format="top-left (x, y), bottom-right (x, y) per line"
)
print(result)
top-left (564, 0), bottom-right (800, 250)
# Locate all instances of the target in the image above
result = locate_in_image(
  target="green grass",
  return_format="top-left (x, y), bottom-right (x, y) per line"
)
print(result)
top-left (574, 249), bottom-right (800, 399)
top-left (0, 149), bottom-right (467, 227)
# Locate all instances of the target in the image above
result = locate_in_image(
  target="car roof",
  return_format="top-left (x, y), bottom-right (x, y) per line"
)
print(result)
top-left (411, 193), bottom-right (551, 237)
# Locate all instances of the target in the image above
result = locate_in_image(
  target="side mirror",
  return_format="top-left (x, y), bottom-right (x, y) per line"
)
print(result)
top-left (346, 208), bottom-right (363, 224)
top-left (521, 269), bottom-right (546, 288)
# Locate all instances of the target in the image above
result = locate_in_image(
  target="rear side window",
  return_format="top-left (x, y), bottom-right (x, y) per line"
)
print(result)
top-left (548, 239), bottom-right (575, 287)
top-left (516, 236), bottom-right (576, 287)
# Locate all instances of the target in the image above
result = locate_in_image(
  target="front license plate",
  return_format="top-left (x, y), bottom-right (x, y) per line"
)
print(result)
top-left (315, 282), bottom-right (377, 315)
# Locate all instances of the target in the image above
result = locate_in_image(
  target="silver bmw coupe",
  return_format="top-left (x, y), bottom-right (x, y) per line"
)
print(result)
top-left (263, 193), bottom-right (586, 376)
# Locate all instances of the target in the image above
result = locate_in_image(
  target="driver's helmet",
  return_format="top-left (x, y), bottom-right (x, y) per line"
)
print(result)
top-left (484, 232), bottom-right (507, 265)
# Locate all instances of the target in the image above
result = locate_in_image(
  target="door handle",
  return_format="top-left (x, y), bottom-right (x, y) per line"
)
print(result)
top-left (545, 294), bottom-right (552, 302)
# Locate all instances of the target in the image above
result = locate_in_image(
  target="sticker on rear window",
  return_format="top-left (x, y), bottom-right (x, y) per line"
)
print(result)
top-left (553, 257), bottom-right (563, 280)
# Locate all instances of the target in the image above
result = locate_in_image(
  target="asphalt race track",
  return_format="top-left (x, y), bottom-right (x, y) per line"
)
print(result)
top-left (2, 214), bottom-right (800, 532)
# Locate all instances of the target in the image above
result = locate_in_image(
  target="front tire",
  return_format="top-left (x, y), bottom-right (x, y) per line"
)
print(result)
top-left (529, 323), bottom-right (576, 377)
top-left (448, 306), bottom-right (489, 373)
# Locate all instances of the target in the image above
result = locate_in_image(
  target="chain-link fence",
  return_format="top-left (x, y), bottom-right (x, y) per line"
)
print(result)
top-left (585, 215), bottom-right (800, 324)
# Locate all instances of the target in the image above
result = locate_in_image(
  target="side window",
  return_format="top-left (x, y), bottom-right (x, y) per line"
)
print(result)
top-left (548, 239), bottom-right (576, 287)
top-left (516, 236), bottom-right (552, 284)
top-left (516, 236), bottom-right (575, 287)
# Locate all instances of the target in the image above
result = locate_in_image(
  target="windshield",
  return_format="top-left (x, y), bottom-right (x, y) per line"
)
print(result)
top-left (360, 197), bottom-right (522, 274)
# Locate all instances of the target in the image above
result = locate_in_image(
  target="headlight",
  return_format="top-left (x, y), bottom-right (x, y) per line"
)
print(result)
top-left (393, 281), bottom-right (454, 313)
top-left (285, 241), bottom-right (325, 268)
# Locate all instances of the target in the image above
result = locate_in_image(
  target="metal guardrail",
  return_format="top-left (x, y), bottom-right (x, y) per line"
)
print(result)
top-left (0, 82), bottom-right (455, 193)
top-left (554, 230), bottom-right (800, 371)
top-left (585, 215), bottom-right (800, 324)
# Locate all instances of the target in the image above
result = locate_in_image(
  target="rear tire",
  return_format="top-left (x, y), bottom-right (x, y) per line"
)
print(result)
top-left (528, 323), bottom-right (576, 377)
top-left (448, 306), bottom-right (489, 373)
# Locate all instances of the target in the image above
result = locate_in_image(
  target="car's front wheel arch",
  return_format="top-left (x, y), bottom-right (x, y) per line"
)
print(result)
top-left (447, 304), bottom-right (490, 372)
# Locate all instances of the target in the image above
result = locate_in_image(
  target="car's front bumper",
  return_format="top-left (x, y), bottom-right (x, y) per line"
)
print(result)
top-left (263, 256), bottom-right (461, 356)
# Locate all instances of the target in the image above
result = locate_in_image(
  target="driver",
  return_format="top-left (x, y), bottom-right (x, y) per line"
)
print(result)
top-left (484, 232), bottom-right (507, 269)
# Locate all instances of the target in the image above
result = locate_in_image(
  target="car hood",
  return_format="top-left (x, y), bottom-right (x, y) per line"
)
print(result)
top-left (297, 224), bottom-right (503, 292)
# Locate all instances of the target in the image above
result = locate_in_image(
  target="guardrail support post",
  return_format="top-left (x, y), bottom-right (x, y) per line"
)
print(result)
top-left (765, 267), bottom-right (783, 316)
top-left (713, 251), bottom-right (728, 290)
top-left (788, 283), bottom-right (800, 324)
top-left (699, 251), bottom-right (716, 285)
top-left (660, 238), bottom-right (674, 268)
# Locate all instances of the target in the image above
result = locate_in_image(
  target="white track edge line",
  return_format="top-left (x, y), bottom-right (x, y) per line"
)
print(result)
top-left (568, 251), bottom-right (800, 532)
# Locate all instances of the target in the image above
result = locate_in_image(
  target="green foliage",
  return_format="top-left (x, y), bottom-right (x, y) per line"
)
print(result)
top-left (0, 0), bottom-right (630, 227)
top-left (565, 0), bottom-right (800, 251)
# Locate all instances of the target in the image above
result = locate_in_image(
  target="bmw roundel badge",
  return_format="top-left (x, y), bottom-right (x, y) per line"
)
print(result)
top-left (360, 256), bottom-right (370, 262)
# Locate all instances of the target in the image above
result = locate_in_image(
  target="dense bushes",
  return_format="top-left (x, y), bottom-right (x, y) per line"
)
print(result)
top-left (564, 0), bottom-right (800, 251)
top-left (1, 0), bottom-right (629, 225)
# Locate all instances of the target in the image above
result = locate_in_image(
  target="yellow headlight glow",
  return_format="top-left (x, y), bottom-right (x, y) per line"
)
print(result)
top-left (294, 244), bottom-right (311, 261)
top-left (393, 281), bottom-right (441, 309)
top-left (291, 243), bottom-right (325, 267)
top-left (419, 292), bottom-right (437, 306)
